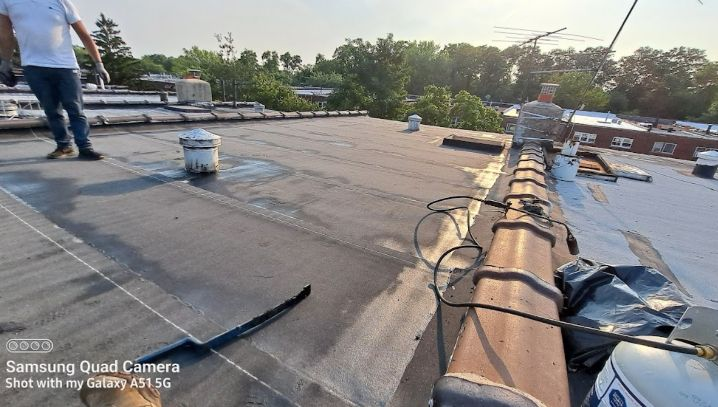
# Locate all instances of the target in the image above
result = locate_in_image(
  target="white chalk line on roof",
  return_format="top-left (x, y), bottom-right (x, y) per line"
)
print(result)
top-left (21, 131), bottom-right (363, 406)
top-left (0, 187), bottom-right (302, 407)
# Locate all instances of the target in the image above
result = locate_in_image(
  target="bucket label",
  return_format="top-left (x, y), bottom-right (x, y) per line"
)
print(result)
top-left (582, 357), bottom-right (652, 407)
top-left (609, 390), bottom-right (627, 407)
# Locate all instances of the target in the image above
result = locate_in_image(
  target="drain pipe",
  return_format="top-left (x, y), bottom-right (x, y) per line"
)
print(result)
top-left (431, 142), bottom-right (569, 407)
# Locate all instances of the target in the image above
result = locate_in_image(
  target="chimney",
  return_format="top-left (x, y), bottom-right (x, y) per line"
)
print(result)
top-left (537, 83), bottom-right (559, 103)
top-left (184, 69), bottom-right (202, 80)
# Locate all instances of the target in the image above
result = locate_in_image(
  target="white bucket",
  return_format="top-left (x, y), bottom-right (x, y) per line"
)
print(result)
top-left (551, 154), bottom-right (580, 181)
top-left (178, 129), bottom-right (222, 173)
top-left (584, 338), bottom-right (718, 407)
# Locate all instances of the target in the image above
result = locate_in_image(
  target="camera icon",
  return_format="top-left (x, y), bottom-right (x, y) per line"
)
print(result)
top-left (6, 339), bottom-right (53, 353)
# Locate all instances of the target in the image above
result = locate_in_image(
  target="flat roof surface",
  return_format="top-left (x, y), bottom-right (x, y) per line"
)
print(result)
top-left (0, 117), bottom-right (509, 406)
top-left (555, 149), bottom-right (718, 306)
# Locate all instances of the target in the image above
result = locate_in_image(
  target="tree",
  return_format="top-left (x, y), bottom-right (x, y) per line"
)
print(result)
top-left (280, 52), bottom-right (302, 71)
top-left (405, 41), bottom-right (448, 95)
top-left (441, 43), bottom-right (480, 93)
top-left (261, 51), bottom-right (280, 73)
top-left (550, 72), bottom-right (609, 110)
top-left (301, 71), bottom-right (343, 88)
top-left (215, 32), bottom-right (237, 62)
top-left (471, 45), bottom-right (512, 101)
top-left (607, 91), bottom-right (629, 113)
top-left (411, 85), bottom-right (452, 126)
top-left (449, 91), bottom-right (503, 133)
top-left (137, 54), bottom-right (177, 74)
top-left (92, 13), bottom-right (141, 86)
top-left (327, 78), bottom-right (371, 110)
top-left (699, 97), bottom-right (718, 123)
top-left (332, 34), bottom-right (409, 119)
top-left (245, 72), bottom-right (317, 111)
top-left (612, 47), bottom-right (709, 118)
top-left (73, 46), bottom-right (93, 72)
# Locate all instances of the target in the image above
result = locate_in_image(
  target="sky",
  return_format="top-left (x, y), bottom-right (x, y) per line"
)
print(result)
top-left (70, 0), bottom-right (717, 62)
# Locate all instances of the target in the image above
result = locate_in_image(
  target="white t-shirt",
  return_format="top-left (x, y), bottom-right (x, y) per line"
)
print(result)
top-left (0, 0), bottom-right (81, 69)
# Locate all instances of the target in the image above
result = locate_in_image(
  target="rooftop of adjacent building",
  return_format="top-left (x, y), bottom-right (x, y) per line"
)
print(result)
top-left (503, 104), bottom-right (718, 141)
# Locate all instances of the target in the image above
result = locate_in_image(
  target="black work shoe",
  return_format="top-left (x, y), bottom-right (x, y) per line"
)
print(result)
top-left (46, 147), bottom-right (75, 159)
top-left (78, 148), bottom-right (105, 160)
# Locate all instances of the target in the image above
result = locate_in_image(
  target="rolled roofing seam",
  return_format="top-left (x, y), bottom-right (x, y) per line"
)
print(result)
top-left (432, 141), bottom-right (569, 407)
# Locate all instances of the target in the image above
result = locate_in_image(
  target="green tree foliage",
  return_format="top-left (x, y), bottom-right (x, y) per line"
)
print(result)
top-left (407, 86), bottom-right (503, 132)
top-left (405, 41), bottom-right (448, 95)
top-left (411, 85), bottom-right (452, 126)
top-left (92, 13), bottom-right (141, 86)
top-left (699, 95), bottom-right (718, 122)
top-left (73, 45), bottom-right (93, 71)
top-left (612, 47), bottom-right (711, 119)
top-left (167, 41), bottom-right (314, 111)
top-left (327, 78), bottom-right (371, 110)
top-left (141, 54), bottom-right (177, 73)
top-left (332, 34), bottom-right (409, 119)
top-left (280, 52), bottom-right (302, 71)
top-left (137, 57), bottom-right (165, 74)
top-left (294, 70), bottom-right (343, 88)
top-left (550, 72), bottom-right (609, 110)
top-left (449, 91), bottom-right (503, 133)
top-left (108, 27), bottom-right (718, 122)
top-left (245, 72), bottom-right (316, 111)
top-left (261, 51), bottom-right (280, 73)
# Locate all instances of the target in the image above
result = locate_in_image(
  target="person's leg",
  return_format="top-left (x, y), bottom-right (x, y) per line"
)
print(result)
top-left (23, 66), bottom-right (73, 152)
top-left (56, 68), bottom-right (91, 149)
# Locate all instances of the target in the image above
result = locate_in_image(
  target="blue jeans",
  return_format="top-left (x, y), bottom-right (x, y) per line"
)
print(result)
top-left (23, 66), bottom-right (92, 149)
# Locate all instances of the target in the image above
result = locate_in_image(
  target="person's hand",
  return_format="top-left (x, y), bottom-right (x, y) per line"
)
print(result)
top-left (94, 62), bottom-right (111, 84)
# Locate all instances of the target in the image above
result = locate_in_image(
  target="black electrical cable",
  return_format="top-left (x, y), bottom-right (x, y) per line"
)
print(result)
top-left (429, 195), bottom-right (579, 254)
top-left (427, 196), bottom-right (702, 357)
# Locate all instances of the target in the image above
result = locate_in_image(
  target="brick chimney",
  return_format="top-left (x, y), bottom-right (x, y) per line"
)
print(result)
top-left (537, 83), bottom-right (560, 103)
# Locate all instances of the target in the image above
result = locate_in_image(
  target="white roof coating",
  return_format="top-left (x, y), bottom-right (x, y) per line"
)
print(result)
top-left (677, 120), bottom-right (717, 134)
top-left (503, 107), bottom-right (648, 132)
top-left (292, 87), bottom-right (334, 97)
top-left (554, 150), bottom-right (718, 306)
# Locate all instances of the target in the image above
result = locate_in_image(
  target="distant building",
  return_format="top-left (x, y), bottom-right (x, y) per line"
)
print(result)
top-left (292, 87), bottom-right (333, 108)
top-left (503, 107), bottom-right (718, 160)
top-left (138, 73), bottom-right (180, 92)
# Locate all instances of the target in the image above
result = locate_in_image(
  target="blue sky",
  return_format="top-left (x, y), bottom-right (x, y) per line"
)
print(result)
top-left (71, 0), bottom-right (716, 61)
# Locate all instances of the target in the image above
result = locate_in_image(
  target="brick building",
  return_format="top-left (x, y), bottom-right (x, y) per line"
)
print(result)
top-left (504, 111), bottom-right (718, 161)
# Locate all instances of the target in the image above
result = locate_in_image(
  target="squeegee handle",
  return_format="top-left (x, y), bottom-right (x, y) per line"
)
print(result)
top-left (205, 284), bottom-right (312, 349)
top-left (135, 337), bottom-right (195, 364)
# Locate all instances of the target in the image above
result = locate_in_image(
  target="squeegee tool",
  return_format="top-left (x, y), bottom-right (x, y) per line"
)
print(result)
top-left (135, 284), bottom-right (311, 364)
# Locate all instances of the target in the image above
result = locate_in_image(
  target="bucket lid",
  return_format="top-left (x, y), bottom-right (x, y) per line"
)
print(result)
top-left (179, 128), bottom-right (221, 147)
top-left (611, 337), bottom-right (718, 406)
top-left (696, 150), bottom-right (718, 161)
top-left (408, 114), bottom-right (422, 121)
top-left (696, 150), bottom-right (718, 166)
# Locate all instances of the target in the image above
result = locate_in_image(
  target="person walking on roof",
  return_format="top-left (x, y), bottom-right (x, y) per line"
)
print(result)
top-left (0, 0), bottom-right (110, 160)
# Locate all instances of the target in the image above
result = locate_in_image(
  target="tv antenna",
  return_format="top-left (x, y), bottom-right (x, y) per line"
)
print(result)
top-left (492, 26), bottom-right (603, 49)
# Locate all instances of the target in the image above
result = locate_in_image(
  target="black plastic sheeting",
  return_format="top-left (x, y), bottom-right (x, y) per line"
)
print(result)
top-left (557, 258), bottom-right (689, 371)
